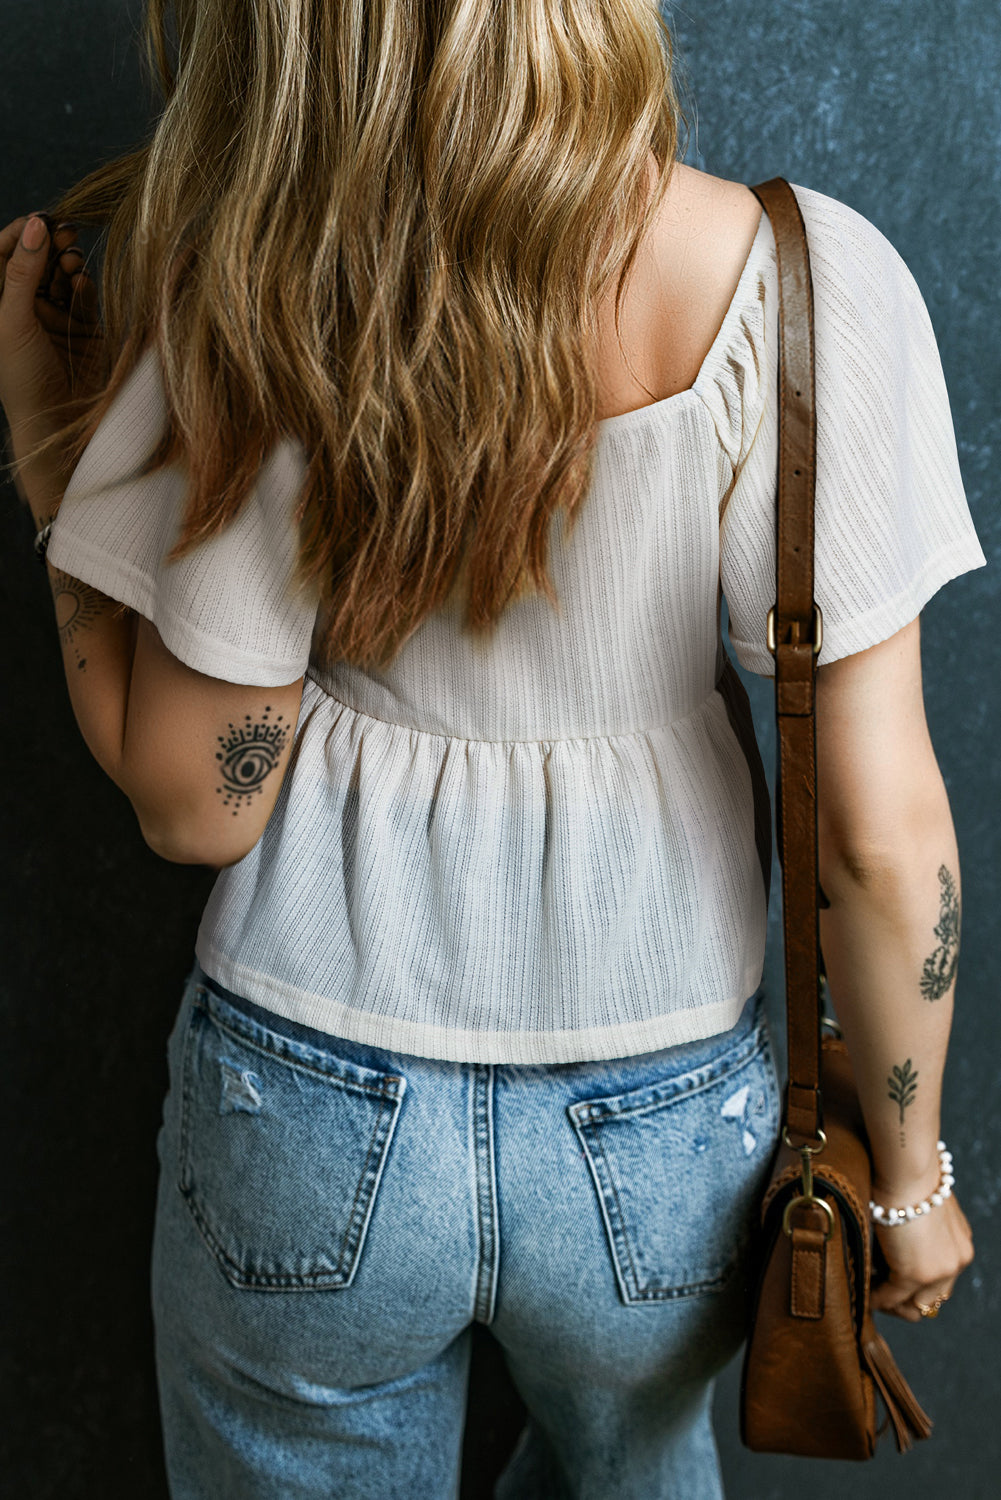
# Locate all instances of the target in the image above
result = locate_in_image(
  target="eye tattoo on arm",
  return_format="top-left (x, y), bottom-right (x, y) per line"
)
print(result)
top-left (919, 864), bottom-right (960, 1001)
top-left (215, 707), bottom-right (291, 815)
top-left (887, 1058), bottom-right (919, 1146)
top-left (49, 567), bottom-right (107, 672)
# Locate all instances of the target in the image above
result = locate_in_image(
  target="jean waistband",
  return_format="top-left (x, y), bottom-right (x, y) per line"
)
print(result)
top-left (185, 957), bottom-right (766, 1079)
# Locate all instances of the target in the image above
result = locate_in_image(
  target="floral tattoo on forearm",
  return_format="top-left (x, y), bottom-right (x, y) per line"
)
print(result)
top-left (215, 707), bottom-right (290, 814)
top-left (920, 865), bottom-right (960, 1001)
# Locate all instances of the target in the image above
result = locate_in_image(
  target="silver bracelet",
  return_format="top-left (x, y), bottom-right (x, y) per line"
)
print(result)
top-left (35, 521), bottom-right (53, 564)
top-left (869, 1141), bottom-right (954, 1226)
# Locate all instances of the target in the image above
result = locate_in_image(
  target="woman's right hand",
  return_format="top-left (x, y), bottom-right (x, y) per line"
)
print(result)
top-left (0, 214), bottom-right (106, 433)
top-left (869, 1188), bottom-right (974, 1324)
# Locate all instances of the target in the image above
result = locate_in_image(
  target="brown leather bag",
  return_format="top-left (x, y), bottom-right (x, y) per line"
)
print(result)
top-left (737, 177), bottom-right (933, 1459)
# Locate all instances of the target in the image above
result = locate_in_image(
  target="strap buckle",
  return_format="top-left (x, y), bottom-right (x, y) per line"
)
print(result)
top-left (766, 603), bottom-right (823, 657)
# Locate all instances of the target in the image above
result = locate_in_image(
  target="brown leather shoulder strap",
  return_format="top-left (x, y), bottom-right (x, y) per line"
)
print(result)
top-left (749, 178), bottom-right (823, 1142)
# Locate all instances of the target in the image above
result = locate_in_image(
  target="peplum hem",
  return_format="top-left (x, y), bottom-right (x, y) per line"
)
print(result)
top-left (195, 672), bottom-right (770, 1063)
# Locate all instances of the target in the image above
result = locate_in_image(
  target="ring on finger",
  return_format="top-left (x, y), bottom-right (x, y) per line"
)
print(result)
top-left (915, 1294), bottom-right (949, 1318)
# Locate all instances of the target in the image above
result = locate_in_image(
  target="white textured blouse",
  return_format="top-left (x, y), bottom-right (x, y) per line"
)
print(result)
top-left (47, 184), bottom-right (987, 1063)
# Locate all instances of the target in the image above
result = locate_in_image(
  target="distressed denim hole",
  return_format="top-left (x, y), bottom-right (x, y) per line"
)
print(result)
top-left (569, 1023), bottom-right (780, 1302)
top-left (178, 991), bottom-right (406, 1291)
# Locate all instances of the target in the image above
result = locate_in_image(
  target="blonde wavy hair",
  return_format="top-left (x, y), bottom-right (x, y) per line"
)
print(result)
top-left (22, 0), bottom-right (682, 671)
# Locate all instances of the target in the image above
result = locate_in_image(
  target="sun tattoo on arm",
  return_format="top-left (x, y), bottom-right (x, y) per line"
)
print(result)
top-left (215, 707), bottom-right (291, 815)
top-left (920, 864), bottom-right (960, 1001)
top-left (48, 567), bottom-right (108, 672)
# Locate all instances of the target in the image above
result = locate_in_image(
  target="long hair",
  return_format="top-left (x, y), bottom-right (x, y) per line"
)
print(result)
top-left (17, 1), bottom-right (682, 671)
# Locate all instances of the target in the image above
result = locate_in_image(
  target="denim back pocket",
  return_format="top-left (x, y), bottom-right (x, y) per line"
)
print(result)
top-left (178, 985), bottom-right (406, 1291)
top-left (568, 1019), bottom-right (779, 1302)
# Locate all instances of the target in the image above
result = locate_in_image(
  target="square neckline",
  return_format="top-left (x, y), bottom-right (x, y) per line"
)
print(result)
top-left (595, 203), bottom-right (770, 439)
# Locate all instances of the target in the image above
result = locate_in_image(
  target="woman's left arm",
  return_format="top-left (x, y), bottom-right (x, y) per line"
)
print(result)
top-left (24, 476), bottom-right (303, 871)
top-left (4, 213), bottom-right (303, 868)
top-left (119, 615), bottom-right (304, 867)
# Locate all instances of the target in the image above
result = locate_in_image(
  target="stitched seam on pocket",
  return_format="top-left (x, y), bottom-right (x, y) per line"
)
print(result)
top-left (180, 1091), bottom-right (403, 1289)
top-left (177, 998), bottom-right (406, 1289)
top-left (576, 1122), bottom-right (738, 1302)
top-left (197, 988), bottom-right (405, 1100)
top-left (571, 1034), bottom-right (775, 1302)
top-left (590, 1027), bottom-right (769, 1124)
top-left (334, 1092), bottom-right (400, 1281)
top-left (584, 1123), bottom-right (644, 1300)
top-left (178, 994), bottom-right (204, 1200)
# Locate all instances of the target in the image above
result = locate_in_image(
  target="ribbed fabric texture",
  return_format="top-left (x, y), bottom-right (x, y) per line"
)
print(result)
top-left (47, 343), bottom-right (319, 687)
top-left (46, 184), bottom-right (987, 1063)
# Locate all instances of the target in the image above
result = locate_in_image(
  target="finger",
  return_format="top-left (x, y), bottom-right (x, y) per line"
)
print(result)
top-left (870, 1269), bottom-right (920, 1307)
top-left (52, 223), bottom-right (80, 252)
top-left (0, 214), bottom-right (66, 269)
top-left (918, 1276), bottom-right (957, 1309)
top-left (36, 268), bottom-right (100, 328)
top-left (0, 215), bottom-right (34, 261)
top-left (43, 236), bottom-right (86, 298)
top-left (0, 217), bottom-right (81, 299)
top-left (904, 1278), bottom-right (957, 1322)
top-left (43, 258), bottom-right (86, 313)
top-left (40, 231), bottom-right (77, 279)
top-left (2, 224), bottom-right (88, 304)
top-left (34, 286), bottom-right (98, 328)
top-left (871, 1283), bottom-right (921, 1318)
top-left (0, 215), bottom-right (52, 327)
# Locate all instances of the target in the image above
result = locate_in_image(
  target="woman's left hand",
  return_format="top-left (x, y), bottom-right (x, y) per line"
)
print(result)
top-left (0, 213), bottom-right (108, 438)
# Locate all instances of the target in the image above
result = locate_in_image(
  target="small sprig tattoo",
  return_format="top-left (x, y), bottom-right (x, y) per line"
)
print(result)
top-left (215, 707), bottom-right (290, 815)
top-left (920, 865), bottom-right (960, 1001)
top-left (887, 1058), bottom-right (919, 1145)
top-left (49, 567), bottom-right (106, 672)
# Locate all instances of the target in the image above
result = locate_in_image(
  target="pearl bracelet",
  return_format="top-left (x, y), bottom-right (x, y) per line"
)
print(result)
top-left (869, 1141), bottom-right (954, 1227)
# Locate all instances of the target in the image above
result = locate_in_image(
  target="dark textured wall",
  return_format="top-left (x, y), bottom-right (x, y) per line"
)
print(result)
top-left (2, 3), bottom-right (998, 1496)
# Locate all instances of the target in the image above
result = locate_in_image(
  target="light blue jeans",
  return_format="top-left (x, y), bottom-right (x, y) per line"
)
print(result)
top-left (151, 960), bottom-right (781, 1498)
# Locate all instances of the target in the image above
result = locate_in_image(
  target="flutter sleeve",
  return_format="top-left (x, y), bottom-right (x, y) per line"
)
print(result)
top-left (46, 343), bottom-right (320, 686)
top-left (721, 184), bottom-right (988, 676)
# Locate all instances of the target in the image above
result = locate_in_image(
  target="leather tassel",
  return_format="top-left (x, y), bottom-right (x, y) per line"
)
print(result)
top-left (862, 1331), bottom-right (933, 1452)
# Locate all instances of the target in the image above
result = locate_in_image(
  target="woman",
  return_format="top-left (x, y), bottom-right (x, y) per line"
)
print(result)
top-left (1, 2), bottom-right (980, 1495)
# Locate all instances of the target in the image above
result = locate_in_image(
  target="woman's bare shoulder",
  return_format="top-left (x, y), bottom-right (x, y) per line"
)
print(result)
top-left (636, 164), bottom-right (764, 399)
top-left (656, 163), bottom-right (763, 289)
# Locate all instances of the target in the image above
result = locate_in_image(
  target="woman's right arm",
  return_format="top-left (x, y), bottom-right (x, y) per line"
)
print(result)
top-left (814, 614), bottom-right (974, 1321)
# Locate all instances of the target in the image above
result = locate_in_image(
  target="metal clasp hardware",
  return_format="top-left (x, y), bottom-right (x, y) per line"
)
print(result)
top-left (782, 1191), bottom-right (834, 1239)
top-left (766, 603), bottom-right (824, 657)
top-left (781, 1125), bottom-right (828, 1155)
top-left (780, 1127), bottom-right (834, 1240)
